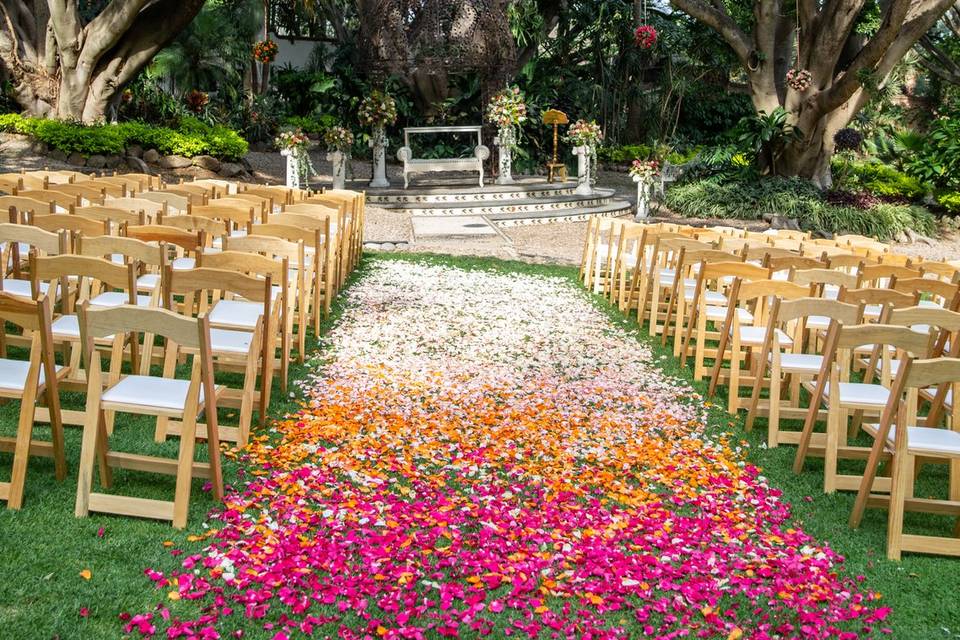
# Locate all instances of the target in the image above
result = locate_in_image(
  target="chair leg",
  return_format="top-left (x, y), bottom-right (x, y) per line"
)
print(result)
top-left (824, 397), bottom-right (842, 494)
top-left (767, 367), bottom-right (782, 446)
top-left (172, 415), bottom-right (198, 530)
top-left (886, 452), bottom-right (915, 560)
top-left (75, 367), bottom-right (104, 518)
top-left (6, 367), bottom-right (41, 510)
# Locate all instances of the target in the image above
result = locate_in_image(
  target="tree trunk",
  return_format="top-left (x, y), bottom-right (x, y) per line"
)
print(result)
top-left (0, 0), bottom-right (204, 123)
top-left (669, 0), bottom-right (954, 183)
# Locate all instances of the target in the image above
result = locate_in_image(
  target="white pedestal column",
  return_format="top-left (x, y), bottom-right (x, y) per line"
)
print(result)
top-left (574, 145), bottom-right (594, 196)
top-left (369, 126), bottom-right (390, 188)
top-left (327, 151), bottom-right (347, 190)
top-left (634, 178), bottom-right (650, 220)
top-left (281, 149), bottom-right (301, 189)
top-left (495, 128), bottom-right (515, 185)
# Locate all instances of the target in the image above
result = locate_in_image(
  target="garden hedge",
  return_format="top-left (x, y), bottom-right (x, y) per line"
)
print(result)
top-left (665, 175), bottom-right (936, 240)
top-left (0, 113), bottom-right (248, 161)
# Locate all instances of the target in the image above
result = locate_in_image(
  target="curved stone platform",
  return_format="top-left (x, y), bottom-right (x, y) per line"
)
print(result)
top-left (356, 177), bottom-right (632, 226)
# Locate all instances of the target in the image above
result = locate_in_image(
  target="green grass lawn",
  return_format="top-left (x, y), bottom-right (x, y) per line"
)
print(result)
top-left (0, 252), bottom-right (958, 638)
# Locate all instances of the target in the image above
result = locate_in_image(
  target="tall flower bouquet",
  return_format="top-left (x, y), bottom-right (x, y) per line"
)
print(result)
top-left (276, 127), bottom-right (315, 186)
top-left (253, 39), bottom-right (278, 64)
top-left (486, 86), bottom-right (527, 145)
top-left (629, 158), bottom-right (660, 185)
top-left (565, 119), bottom-right (603, 148)
top-left (358, 90), bottom-right (398, 129)
top-left (323, 126), bottom-right (354, 153)
top-left (630, 158), bottom-right (660, 218)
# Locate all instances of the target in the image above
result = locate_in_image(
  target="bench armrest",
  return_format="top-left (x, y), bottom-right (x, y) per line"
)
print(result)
top-left (397, 146), bottom-right (412, 163)
top-left (474, 145), bottom-right (490, 161)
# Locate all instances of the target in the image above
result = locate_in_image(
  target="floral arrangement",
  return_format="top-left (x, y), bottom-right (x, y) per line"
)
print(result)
top-left (629, 158), bottom-right (660, 183)
top-left (358, 90), bottom-right (398, 129)
top-left (634, 25), bottom-right (658, 49)
top-left (786, 68), bottom-right (813, 92)
top-left (486, 86), bottom-right (528, 131)
top-left (275, 127), bottom-right (311, 152)
top-left (276, 127), bottom-right (315, 186)
top-left (253, 39), bottom-right (278, 64)
top-left (185, 90), bottom-right (209, 114)
top-left (323, 126), bottom-right (355, 153)
top-left (565, 119), bottom-right (603, 148)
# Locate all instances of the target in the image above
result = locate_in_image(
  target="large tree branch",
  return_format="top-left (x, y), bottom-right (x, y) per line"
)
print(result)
top-left (669, 0), bottom-right (752, 67)
top-left (815, 0), bottom-right (915, 114)
top-left (79, 0), bottom-right (151, 68)
top-left (918, 35), bottom-right (960, 82)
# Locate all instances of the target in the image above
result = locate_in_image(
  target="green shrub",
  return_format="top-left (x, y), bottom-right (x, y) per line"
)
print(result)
top-left (836, 160), bottom-right (927, 200)
top-left (937, 191), bottom-right (960, 214)
top-left (597, 144), bottom-right (652, 164)
top-left (666, 175), bottom-right (936, 240)
top-left (0, 113), bottom-right (247, 160)
top-left (666, 175), bottom-right (821, 220)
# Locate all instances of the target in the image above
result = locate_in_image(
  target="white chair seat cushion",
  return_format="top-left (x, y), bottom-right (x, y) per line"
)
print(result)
top-left (822, 285), bottom-right (840, 300)
top-left (770, 352), bottom-right (823, 373)
top-left (209, 300), bottom-right (263, 330)
top-left (172, 257), bottom-right (196, 270)
top-left (0, 358), bottom-right (60, 391)
top-left (735, 326), bottom-right (792, 347)
top-left (918, 299), bottom-right (942, 309)
top-left (864, 423), bottom-right (960, 457)
top-left (685, 289), bottom-right (728, 305)
top-left (0, 279), bottom-right (49, 298)
top-left (705, 306), bottom-right (753, 323)
top-left (658, 269), bottom-right (696, 288)
top-left (102, 375), bottom-right (205, 411)
top-left (823, 382), bottom-right (890, 407)
top-left (805, 315), bottom-right (832, 330)
top-left (88, 292), bottom-right (153, 307)
top-left (210, 328), bottom-right (255, 354)
top-left (137, 273), bottom-right (160, 291)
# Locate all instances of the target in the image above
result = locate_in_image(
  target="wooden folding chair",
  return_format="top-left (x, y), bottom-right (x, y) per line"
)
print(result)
top-left (680, 260), bottom-right (768, 379)
top-left (75, 304), bottom-right (224, 529)
top-left (255, 220), bottom-right (331, 331)
top-left (0, 292), bottom-right (67, 509)
top-left (857, 263), bottom-right (923, 289)
top-left (223, 234), bottom-right (307, 364)
top-left (0, 196), bottom-right (55, 217)
top-left (31, 254), bottom-right (144, 424)
top-left (163, 266), bottom-right (270, 446)
top-left (28, 213), bottom-right (110, 252)
top-left (272, 208), bottom-right (341, 300)
top-left (608, 222), bottom-right (646, 306)
top-left (16, 189), bottom-right (82, 211)
top-left (0, 222), bottom-right (67, 300)
top-left (137, 191), bottom-right (191, 212)
top-left (707, 278), bottom-right (809, 413)
top-left (848, 355), bottom-right (960, 559)
top-left (198, 250), bottom-right (291, 397)
top-left (794, 323), bottom-right (932, 493)
top-left (69, 204), bottom-right (146, 232)
top-left (744, 298), bottom-right (862, 447)
top-left (123, 224), bottom-right (205, 272)
top-left (105, 195), bottom-right (172, 218)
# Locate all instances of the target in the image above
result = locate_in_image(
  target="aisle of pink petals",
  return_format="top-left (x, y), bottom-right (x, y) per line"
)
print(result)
top-left (129, 260), bottom-right (889, 639)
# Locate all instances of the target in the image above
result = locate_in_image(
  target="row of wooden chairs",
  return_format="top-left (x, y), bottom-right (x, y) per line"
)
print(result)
top-left (0, 171), bottom-right (365, 529)
top-left (580, 219), bottom-right (960, 560)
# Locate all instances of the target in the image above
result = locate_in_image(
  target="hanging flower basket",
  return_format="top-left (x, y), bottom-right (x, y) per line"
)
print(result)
top-left (786, 68), bottom-right (813, 92)
top-left (634, 25), bottom-right (658, 49)
top-left (253, 39), bottom-right (278, 64)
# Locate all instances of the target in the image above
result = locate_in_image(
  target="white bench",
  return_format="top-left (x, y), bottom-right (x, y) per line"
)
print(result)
top-left (396, 126), bottom-right (490, 189)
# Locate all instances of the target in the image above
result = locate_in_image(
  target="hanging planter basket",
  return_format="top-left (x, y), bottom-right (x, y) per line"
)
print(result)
top-left (786, 68), bottom-right (813, 92)
top-left (253, 39), bottom-right (278, 64)
top-left (634, 25), bottom-right (658, 49)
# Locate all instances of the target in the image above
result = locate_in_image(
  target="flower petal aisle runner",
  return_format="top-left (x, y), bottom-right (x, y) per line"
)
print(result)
top-left (129, 260), bottom-right (888, 639)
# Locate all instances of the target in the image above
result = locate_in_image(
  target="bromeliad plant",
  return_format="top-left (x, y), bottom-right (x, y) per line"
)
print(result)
top-left (358, 90), bottom-right (398, 129)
